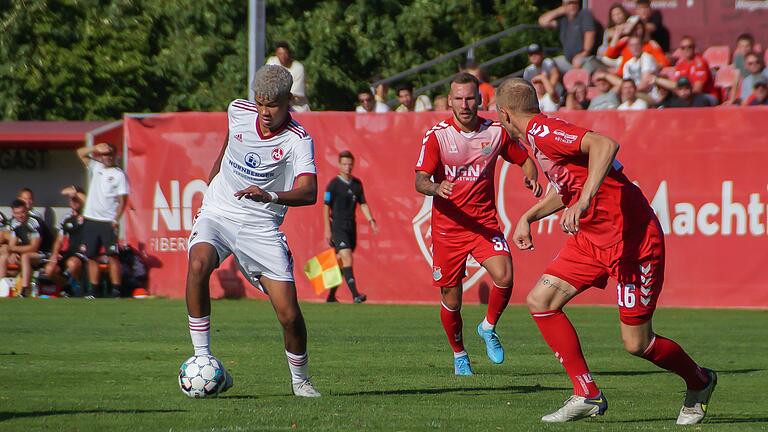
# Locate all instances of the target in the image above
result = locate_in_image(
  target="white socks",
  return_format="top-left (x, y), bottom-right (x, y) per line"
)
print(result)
top-left (285, 350), bottom-right (309, 384)
top-left (453, 350), bottom-right (468, 358)
top-left (188, 315), bottom-right (211, 356)
top-left (481, 318), bottom-right (495, 331)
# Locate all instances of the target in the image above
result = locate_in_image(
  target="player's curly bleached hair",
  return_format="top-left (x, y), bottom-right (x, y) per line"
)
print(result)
top-left (251, 64), bottom-right (293, 102)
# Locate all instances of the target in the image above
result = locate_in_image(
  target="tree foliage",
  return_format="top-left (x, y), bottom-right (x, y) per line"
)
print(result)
top-left (0, 0), bottom-right (553, 119)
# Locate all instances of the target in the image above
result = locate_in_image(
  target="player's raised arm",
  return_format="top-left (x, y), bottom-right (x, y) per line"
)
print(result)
top-left (208, 132), bottom-right (229, 183)
top-left (560, 132), bottom-right (619, 233)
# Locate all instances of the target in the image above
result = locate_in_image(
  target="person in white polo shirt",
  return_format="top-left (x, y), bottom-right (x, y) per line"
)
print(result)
top-left (76, 142), bottom-right (129, 298)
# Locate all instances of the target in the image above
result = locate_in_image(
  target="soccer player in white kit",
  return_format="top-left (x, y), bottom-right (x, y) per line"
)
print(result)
top-left (185, 65), bottom-right (321, 397)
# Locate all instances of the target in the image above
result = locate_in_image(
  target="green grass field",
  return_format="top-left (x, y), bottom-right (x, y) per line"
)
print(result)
top-left (1, 299), bottom-right (766, 431)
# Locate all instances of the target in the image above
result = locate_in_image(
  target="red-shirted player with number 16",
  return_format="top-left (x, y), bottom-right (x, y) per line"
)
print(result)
top-left (495, 77), bottom-right (716, 424)
top-left (414, 73), bottom-right (542, 376)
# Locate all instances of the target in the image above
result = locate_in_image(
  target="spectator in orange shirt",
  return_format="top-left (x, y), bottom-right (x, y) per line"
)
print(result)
top-left (672, 36), bottom-right (718, 104)
top-left (603, 17), bottom-right (668, 78)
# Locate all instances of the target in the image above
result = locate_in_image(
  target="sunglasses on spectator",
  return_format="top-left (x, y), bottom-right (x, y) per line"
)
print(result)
top-left (746, 61), bottom-right (758, 66)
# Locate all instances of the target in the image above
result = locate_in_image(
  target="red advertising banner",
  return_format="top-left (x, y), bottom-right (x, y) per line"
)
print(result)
top-left (125, 108), bottom-right (768, 308)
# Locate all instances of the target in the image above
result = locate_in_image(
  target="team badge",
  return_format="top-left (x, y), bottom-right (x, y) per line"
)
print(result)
top-left (271, 147), bottom-right (284, 161)
top-left (244, 152), bottom-right (261, 168)
top-left (480, 141), bottom-right (493, 155)
top-left (432, 266), bottom-right (442, 281)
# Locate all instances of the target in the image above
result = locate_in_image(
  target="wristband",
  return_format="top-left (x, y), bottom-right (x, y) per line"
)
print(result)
top-left (267, 191), bottom-right (279, 203)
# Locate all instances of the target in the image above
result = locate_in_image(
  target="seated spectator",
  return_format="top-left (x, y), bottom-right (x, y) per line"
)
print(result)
top-left (0, 199), bottom-right (49, 297)
top-left (43, 186), bottom-right (87, 297)
top-left (588, 71), bottom-right (619, 110)
top-left (673, 36), bottom-right (718, 103)
top-left (16, 187), bottom-right (42, 220)
top-left (732, 33), bottom-right (756, 77)
top-left (603, 18), bottom-right (668, 77)
top-left (661, 77), bottom-right (714, 108)
top-left (635, 0), bottom-right (670, 52)
top-left (605, 36), bottom-right (658, 95)
top-left (744, 77), bottom-right (768, 106)
top-left (433, 95), bottom-right (449, 111)
top-left (266, 41), bottom-right (310, 112)
top-left (531, 73), bottom-right (560, 112)
top-left (538, 0), bottom-right (598, 73)
top-left (394, 83), bottom-right (432, 112)
top-left (739, 53), bottom-right (768, 104)
top-left (464, 64), bottom-right (495, 110)
top-left (355, 88), bottom-right (389, 113)
top-left (617, 79), bottom-right (648, 110)
top-left (565, 81), bottom-right (590, 110)
top-left (523, 44), bottom-right (563, 96)
top-left (597, 3), bottom-right (630, 64)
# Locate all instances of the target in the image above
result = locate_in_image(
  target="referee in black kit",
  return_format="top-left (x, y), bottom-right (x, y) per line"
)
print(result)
top-left (323, 150), bottom-right (378, 303)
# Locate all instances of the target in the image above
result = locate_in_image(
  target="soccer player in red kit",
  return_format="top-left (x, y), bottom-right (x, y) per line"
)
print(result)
top-left (414, 73), bottom-right (542, 375)
top-left (495, 78), bottom-right (716, 424)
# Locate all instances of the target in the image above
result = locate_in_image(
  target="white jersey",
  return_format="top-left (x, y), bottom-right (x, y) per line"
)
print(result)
top-left (201, 99), bottom-right (316, 227)
top-left (83, 160), bottom-right (129, 222)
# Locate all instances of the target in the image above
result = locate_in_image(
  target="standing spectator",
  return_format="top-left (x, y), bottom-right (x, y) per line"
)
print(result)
top-left (523, 44), bottom-right (563, 96)
top-left (603, 19), bottom-right (668, 78)
top-left (266, 41), bottom-right (310, 112)
top-left (0, 199), bottom-right (48, 297)
top-left (464, 64), bottom-right (495, 110)
top-left (663, 78), bottom-right (714, 108)
top-left (635, 0), bottom-right (670, 52)
top-left (565, 81), bottom-right (590, 110)
top-left (588, 72), bottom-right (620, 110)
top-left (617, 79), bottom-right (648, 110)
top-left (733, 33), bottom-right (756, 77)
top-left (433, 95), bottom-right (449, 111)
top-left (673, 36), bottom-right (718, 103)
top-left (395, 83), bottom-right (432, 112)
top-left (323, 151), bottom-right (378, 304)
top-left (744, 77), bottom-right (768, 106)
top-left (597, 3), bottom-right (630, 65)
top-left (538, 0), bottom-right (598, 73)
top-left (43, 186), bottom-right (87, 297)
top-left (355, 88), bottom-right (389, 113)
top-left (739, 53), bottom-right (768, 104)
top-left (76, 142), bottom-right (129, 298)
top-left (531, 74), bottom-right (560, 112)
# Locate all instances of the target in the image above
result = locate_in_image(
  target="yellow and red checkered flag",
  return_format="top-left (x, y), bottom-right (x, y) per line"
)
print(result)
top-left (303, 249), bottom-right (343, 295)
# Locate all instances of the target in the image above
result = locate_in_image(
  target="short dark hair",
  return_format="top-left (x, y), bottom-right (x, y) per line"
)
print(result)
top-left (395, 82), bottom-right (414, 94)
top-left (452, 72), bottom-right (480, 88)
top-left (621, 78), bottom-right (637, 88)
top-left (636, 0), bottom-right (651, 6)
top-left (357, 87), bottom-right (373, 97)
top-left (10, 199), bottom-right (27, 209)
top-left (737, 33), bottom-right (754, 43)
top-left (17, 187), bottom-right (33, 197)
top-left (338, 150), bottom-right (354, 161)
top-left (274, 41), bottom-right (291, 52)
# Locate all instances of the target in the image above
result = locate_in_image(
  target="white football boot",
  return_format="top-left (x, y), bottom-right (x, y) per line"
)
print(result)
top-left (541, 392), bottom-right (608, 422)
top-left (676, 368), bottom-right (717, 425)
top-left (292, 378), bottom-right (322, 397)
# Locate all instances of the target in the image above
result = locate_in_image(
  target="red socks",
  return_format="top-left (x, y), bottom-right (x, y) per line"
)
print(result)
top-left (485, 284), bottom-right (513, 326)
top-left (532, 310), bottom-right (600, 397)
top-left (440, 303), bottom-right (465, 353)
top-left (642, 335), bottom-right (708, 390)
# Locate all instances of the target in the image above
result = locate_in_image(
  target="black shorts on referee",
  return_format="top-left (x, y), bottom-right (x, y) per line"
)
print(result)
top-left (331, 221), bottom-right (356, 252)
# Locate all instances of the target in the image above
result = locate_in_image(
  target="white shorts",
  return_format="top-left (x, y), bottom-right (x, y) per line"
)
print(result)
top-left (188, 212), bottom-right (294, 290)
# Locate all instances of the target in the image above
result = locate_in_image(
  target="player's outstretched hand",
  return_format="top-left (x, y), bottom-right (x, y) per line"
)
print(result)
top-left (234, 185), bottom-right (270, 202)
top-left (561, 198), bottom-right (589, 234)
top-left (523, 176), bottom-right (543, 197)
top-left (436, 181), bottom-right (455, 199)
top-left (512, 218), bottom-right (534, 250)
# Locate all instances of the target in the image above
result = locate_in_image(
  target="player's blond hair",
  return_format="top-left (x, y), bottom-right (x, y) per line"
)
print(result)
top-left (251, 64), bottom-right (293, 102)
top-left (495, 77), bottom-right (541, 114)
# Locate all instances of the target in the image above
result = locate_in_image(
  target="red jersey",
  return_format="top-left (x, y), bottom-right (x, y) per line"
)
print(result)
top-left (524, 114), bottom-right (654, 248)
top-left (415, 116), bottom-right (528, 233)
top-left (674, 55), bottom-right (718, 100)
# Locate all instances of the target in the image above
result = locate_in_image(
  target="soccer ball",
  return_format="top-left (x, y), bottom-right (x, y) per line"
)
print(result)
top-left (178, 354), bottom-right (226, 398)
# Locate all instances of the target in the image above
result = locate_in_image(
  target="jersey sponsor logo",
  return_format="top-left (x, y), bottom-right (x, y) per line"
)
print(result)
top-left (244, 152), bottom-right (261, 168)
top-left (234, 133), bottom-right (243, 142)
top-left (553, 129), bottom-right (578, 144)
top-left (227, 159), bottom-right (275, 182)
top-left (271, 147), bottom-right (284, 161)
top-left (444, 163), bottom-right (485, 181)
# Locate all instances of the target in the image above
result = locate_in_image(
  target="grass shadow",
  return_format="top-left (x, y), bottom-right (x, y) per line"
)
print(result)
top-left (332, 384), bottom-right (567, 397)
top-left (0, 409), bottom-right (185, 422)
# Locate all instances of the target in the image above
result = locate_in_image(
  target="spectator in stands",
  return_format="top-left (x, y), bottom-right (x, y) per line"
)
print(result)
top-left (44, 186), bottom-right (87, 297)
top-left (603, 17), bottom-right (668, 78)
top-left (0, 199), bottom-right (48, 297)
top-left (531, 73), bottom-right (560, 112)
top-left (76, 142), bottom-right (129, 299)
top-left (672, 36), bottom-right (718, 103)
top-left (617, 79), bottom-right (648, 110)
top-left (565, 81), bottom-right (590, 110)
top-left (745, 77), bottom-right (768, 106)
top-left (356, 88), bottom-right (389, 113)
top-left (266, 41), bottom-right (310, 112)
top-left (733, 33), bottom-right (756, 77)
top-left (635, 0), bottom-right (670, 52)
top-left (597, 3), bottom-right (630, 66)
top-left (588, 71), bottom-right (620, 110)
top-left (370, 75), bottom-right (390, 106)
top-left (605, 36), bottom-right (658, 95)
top-left (523, 44), bottom-right (563, 96)
top-left (464, 64), bottom-right (495, 110)
top-left (663, 77), bottom-right (714, 108)
top-left (739, 52), bottom-right (768, 104)
top-left (394, 83), bottom-right (432, 112)
top-left (538, 0), bottom-right (598, 73)
top-left (433, 95), bottom-right (449, 111)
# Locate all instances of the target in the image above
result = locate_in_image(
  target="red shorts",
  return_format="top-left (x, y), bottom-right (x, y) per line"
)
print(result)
top-left (431, 229), bottom-right (511, 288)
top-left (544, 219), bottom-right (665, 325)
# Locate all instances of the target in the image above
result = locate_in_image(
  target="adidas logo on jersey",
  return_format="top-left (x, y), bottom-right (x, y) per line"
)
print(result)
top-left (234, 133), bottom-right (243, 142)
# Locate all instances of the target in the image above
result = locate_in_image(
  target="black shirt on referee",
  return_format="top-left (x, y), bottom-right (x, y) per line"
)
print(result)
top-left (325, 176), bottom-right (366, 251)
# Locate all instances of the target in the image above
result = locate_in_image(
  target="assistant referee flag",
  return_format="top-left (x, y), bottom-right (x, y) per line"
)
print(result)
top-left (303, 249), bottom-right (343, 294)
